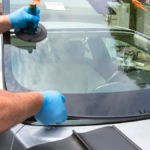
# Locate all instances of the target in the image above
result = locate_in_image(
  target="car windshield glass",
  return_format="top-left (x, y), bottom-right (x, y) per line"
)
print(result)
top-left (4, 0), bottom-right (150, 120)
top-left (8, 0), bottom-right (150, 93)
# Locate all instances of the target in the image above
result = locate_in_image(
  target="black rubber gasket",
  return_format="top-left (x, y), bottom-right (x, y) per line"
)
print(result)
top-left (15, 23), bottom-right (47, 42)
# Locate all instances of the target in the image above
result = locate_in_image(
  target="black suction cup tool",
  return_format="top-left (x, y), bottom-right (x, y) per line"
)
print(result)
top-left (15, 23), bottom-right (47, 42)
top-left (15, 2), bottom-right (47, 42)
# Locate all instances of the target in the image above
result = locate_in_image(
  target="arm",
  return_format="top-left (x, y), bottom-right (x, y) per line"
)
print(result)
top-left (0, 90), bottom-right (43, 133)
top-left (0, 15), bottom-right (12, 34)
top-left (0, 6), bottom-right (67, 133)
top-left (0, 90), bottom-right (68, 133)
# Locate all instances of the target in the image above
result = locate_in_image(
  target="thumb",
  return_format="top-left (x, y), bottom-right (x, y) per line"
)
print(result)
top-left (27, 14), bottom-right (39, 22)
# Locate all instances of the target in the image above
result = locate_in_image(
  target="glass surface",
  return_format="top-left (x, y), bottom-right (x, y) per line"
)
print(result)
top-left (9, 0), bottom-right (150, 93)
top-left (9, 30), bottom-right (150, 93)
top-left (9, 0), bottom-right (150, 92)
top-left (4, 0), bottom-right (150, 119)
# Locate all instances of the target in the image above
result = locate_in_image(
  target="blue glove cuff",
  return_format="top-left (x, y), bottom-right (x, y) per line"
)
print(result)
top-left (39, 91), bottom-right (50, 113)
top-left (8, 14), bottom-right (16, 29)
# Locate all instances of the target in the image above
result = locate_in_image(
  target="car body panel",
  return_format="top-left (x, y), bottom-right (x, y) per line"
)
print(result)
top-left (0, 124), bottom-right (24, 150)
top-left (0, 119), bottom-right (149, 150)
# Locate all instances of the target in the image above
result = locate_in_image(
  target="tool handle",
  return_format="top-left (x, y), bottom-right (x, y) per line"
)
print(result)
top-left (25, 1), bottom-right (37, 33)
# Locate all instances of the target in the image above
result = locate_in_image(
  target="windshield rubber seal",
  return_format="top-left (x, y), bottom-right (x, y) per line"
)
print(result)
top-left (23, 114), bottom-right (150, 127)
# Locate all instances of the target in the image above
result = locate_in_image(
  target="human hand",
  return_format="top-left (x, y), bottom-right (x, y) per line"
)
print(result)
top-left (8, 6), bottom-right (40, 29)
top-left (34, 91), bottom-right (68, 125)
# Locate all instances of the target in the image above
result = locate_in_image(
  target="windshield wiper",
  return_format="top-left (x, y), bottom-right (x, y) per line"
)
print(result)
top-left (23, 114), bottom-right (150, 127)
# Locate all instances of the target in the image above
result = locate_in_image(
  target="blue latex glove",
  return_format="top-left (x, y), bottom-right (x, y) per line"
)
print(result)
top-left (34, 91), bottom-right (68, 125)
top-left (8, 6), bottom-right (40, 29)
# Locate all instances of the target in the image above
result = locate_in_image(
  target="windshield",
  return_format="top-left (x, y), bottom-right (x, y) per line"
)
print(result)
top-left (3, 0), bottom-right (150, 121)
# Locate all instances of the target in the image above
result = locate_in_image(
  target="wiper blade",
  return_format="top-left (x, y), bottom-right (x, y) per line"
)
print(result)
top-left (23, 114), bottom-right (150, 127)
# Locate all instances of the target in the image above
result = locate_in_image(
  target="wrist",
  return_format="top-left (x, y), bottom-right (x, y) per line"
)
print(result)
top-left (15, 91), bottom-right (44, 118)
top-left (4, 15), bottom-right (12, 30)
top-left (30, 92), bottom-right (44, 114)
top-left (38, 91), bottom-right (49, 113)
top-left (0, 15), bottom-right (12, 33)
top-left (32, 92), bottom-right (44, 114)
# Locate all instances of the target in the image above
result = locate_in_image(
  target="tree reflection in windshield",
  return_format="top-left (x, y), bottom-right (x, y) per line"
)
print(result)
top-left (118, 66), bottom-right (150, 89)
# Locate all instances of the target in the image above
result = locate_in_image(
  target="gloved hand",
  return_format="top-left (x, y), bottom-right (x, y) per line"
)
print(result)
top-left (8, 6), bottom-right (40, 29)
top-left (34, 91), bottom-right (68, 125)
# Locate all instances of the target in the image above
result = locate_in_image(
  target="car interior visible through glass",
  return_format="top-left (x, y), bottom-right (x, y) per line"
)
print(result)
top-left (3, 0), bottom-right (150, 124)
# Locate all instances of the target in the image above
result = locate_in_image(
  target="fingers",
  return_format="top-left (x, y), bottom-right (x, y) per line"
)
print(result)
top-left (24, 6), bottom-right (40, 18)
top-left (27, 14), bottom-right (39, 22)
top-left (56, 111), bottom-right (68, 124)
top-left (56, 120), bottom-right (63, 125)
top-left (63, 113), bottom-right (68, 121)
top-left (36, 91), bottom-right (67, 125)
top-left (23, 6), bottom-right (29, 12)
top-left (25, 6), bottom-right (40, 24)
top-left (33, 23), bottom-right (40, 28)
top-left (56, 118), bottom-right (66, 125)
top-left (60, 94), bottom-right (66, 102)
top-left (34, 7), bottom-right (40, 28)
top-left (36, 6), bottom-right (40, 18)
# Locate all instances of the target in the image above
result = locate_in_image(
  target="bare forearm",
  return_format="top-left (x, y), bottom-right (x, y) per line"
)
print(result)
top-left (0, 15), bottom-right (12, 34)
top-left (0, 90), bottom-right (43, 133)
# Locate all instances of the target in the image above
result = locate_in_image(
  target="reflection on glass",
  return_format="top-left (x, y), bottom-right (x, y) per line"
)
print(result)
top-left (9, 29), bottom-right (150, 93)
top-left (7, 0), bottom-right (150, 93)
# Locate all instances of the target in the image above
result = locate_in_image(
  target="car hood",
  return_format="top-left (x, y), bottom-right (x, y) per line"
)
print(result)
top-left (8, 119), bottom-right (150, 150)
